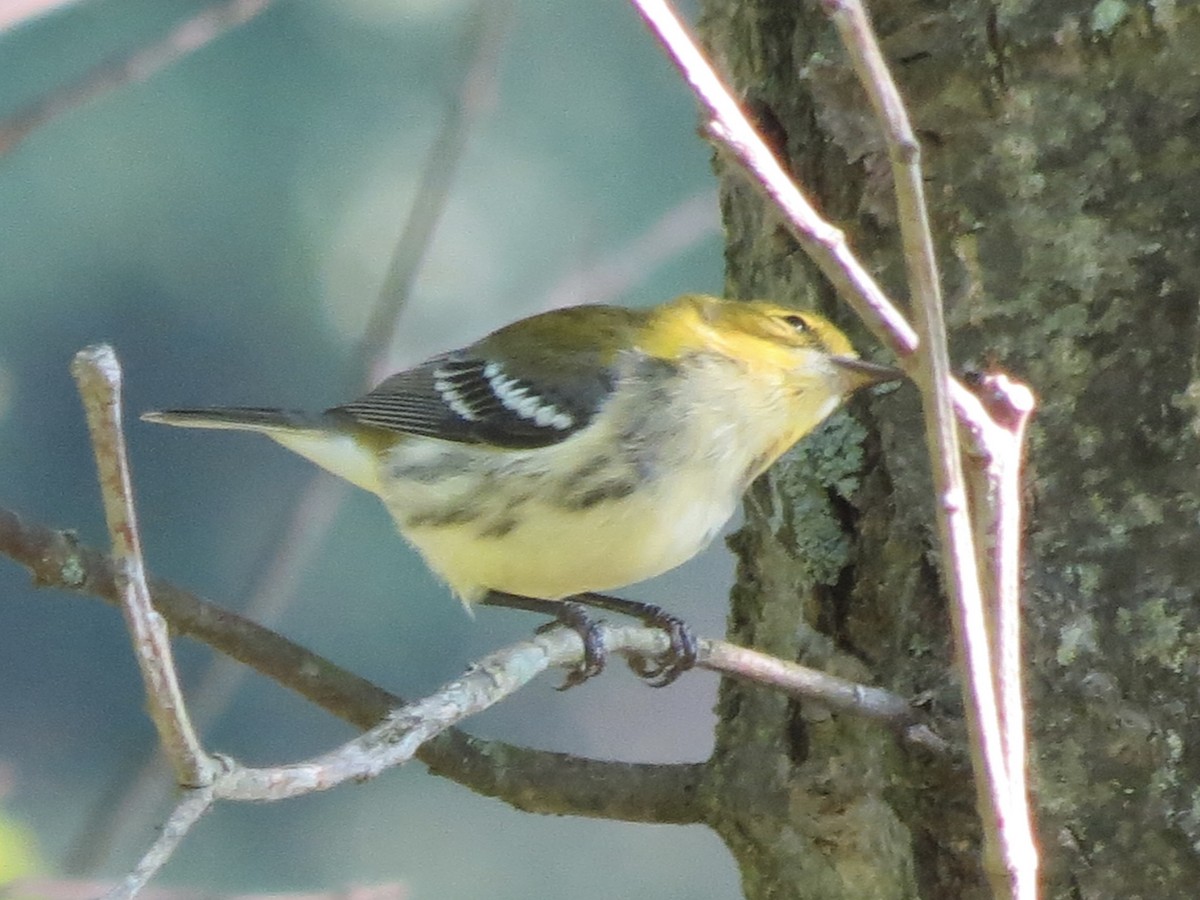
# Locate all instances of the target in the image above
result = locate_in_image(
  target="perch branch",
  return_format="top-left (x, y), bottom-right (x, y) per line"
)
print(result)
top-left (0, 503), bottom-right (708, 821)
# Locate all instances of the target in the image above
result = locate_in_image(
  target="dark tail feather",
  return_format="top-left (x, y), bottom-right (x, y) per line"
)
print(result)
top-left (140, 407), bottom-right (323, 433)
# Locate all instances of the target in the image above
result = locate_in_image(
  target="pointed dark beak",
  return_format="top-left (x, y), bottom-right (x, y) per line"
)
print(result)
top-left (830, 356), bottom-right (906, 388)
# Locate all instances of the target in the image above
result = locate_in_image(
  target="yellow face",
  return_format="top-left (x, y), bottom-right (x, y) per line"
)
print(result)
top-left (639, 294), bottom-right (860, 374)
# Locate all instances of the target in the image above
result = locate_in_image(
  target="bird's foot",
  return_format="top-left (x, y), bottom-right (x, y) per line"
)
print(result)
top-left (482, 591), bottom-right (608, 688)
top-left (573, 593), bottom-right (698, 687)
top-left (481, 591), bottom-right (698, 688)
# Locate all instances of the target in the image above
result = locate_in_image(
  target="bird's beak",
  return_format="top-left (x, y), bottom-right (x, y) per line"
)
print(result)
top-left (830, 356), bottom-right (906, 388)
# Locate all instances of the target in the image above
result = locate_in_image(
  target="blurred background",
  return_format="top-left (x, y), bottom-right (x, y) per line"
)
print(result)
top-left (0, 0), bottom-right (742, 897)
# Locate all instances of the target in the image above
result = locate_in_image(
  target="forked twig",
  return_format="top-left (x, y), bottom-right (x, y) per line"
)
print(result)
top-left (966, 372), bottom-right (1038, 882)
top-left (628, 1), bottom-right (1037, 896)
top-left (72, 346), bottom-right (219, 899)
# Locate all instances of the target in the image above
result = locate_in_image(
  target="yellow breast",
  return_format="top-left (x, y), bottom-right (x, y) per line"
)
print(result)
top-left (398, 462), bottom-right (741, 602)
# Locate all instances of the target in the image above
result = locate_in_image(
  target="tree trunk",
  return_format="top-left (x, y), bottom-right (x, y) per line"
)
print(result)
top-left (699, 1), bottom-right (1200, 897)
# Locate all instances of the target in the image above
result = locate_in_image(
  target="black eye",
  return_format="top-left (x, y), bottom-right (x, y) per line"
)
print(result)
top-left (781, 314), bottom-right (809, 332)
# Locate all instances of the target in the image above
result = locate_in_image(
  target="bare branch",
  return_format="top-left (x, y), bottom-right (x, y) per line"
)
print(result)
top-left (70, 346), bottom-right (213, 789)
top-left (362, 0), bottom-right (513, 367)
top-left (210, 626), bottom-right (672, 801)
top-left (964, 372), bottom-right (1039, 891)
top-left (703, 640), bottom-right (948, 753)
top-left (171, 626), bottom-right (939, 807)
top-left (816, 4), bottom-right (1037, 895)
top-left (0, 0), bottom-right (274, 155)
top-left (99, 786), bottom-right (215, 900)
top-left (627, 1), bottom-right (1006, 427)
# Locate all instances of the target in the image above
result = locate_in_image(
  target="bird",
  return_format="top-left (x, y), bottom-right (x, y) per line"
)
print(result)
top-left (143, 293), bottom-right (900, 685)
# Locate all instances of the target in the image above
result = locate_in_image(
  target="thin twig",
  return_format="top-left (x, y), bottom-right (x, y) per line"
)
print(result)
top-left (64, 476), bottom-right (348, 875)
top-left (967, 372), bottom-right (1039, 889)
top-left (197, 625), bottom-right (934, 804)
top-left (210, 626), bottom-right (634, 801)
top-left (99, 786), bottom-right (215, 900)
top-left (983, 375), bottom-right (1035, 795)
top-left (70, 346), bottom-right (213, 789)
top-left (628, 0), bottom-right (996, 425)
top-left (816, 2), bottom-right (1030, 896)
top-left (0, 0), bottom-right (274, 155)
top-left (818, 4), bottom-right (1036, 896)
top-left (361, 0), bottom-right (513, 368)
top-left (539, 189), bottom-right (720, 311)
top-left (702, 640), bottom-right (946, 751)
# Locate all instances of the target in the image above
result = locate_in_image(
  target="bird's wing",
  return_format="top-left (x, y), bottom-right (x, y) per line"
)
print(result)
top-left (330, 307), bottom-right (651, 449)
top-left (330, 353), bottom-right (614, 449)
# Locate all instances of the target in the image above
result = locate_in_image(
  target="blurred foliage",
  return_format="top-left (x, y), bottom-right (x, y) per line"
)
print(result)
top-left (0, 806), bottom-right (42, 883)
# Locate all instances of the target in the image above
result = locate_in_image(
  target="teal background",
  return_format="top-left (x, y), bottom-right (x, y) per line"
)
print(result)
top-left (0, 0), bottom-right (742, 897)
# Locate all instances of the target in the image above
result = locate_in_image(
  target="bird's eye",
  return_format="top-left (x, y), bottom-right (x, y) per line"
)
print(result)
top-left (781, 314), bottom-right (810, 333)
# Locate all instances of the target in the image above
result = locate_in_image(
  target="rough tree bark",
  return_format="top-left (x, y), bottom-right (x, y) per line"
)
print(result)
top-left (699, 1), bottom-right (1200, 898)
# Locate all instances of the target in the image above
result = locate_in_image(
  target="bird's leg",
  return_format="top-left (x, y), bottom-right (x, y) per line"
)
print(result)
top-left (572, 592), bottom-right (698, 687)
top-left (480, 591), bottom-right (607, 689)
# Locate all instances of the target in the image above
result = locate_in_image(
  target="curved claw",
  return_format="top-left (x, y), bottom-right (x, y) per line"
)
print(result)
top-left (569, 593), bottom-right (698, 687)
top-left (626, 609), bottom-right (698, 687)
top-left (535, 600), bottom-right (608, 689)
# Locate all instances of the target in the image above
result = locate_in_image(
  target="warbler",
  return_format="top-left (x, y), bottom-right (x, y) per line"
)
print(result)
top-left (144, 293), bottom-right (899, 684)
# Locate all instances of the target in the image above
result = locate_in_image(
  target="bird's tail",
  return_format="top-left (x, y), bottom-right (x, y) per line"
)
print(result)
top-left (141, 407), bottom-right (382, 494)
top-left (141, 407), bottom-right (322, 432)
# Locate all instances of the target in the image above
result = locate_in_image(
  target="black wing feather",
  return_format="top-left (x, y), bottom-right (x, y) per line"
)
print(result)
top-left (330, 351), bottom-right (616, 449)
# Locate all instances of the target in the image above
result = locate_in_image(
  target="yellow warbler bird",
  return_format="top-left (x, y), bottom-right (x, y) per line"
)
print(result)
top-left (144, 294), bottom-right (899, 685)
